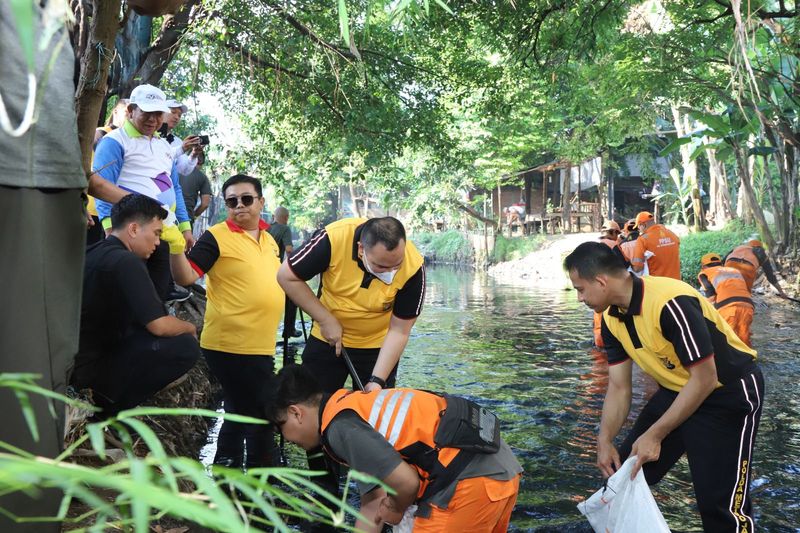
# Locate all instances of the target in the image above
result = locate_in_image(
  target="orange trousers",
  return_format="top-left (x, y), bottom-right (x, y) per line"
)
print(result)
top-left (413, 474), bottom-right (520, 533)
top-left (718, 302), bottom-right (754, 347)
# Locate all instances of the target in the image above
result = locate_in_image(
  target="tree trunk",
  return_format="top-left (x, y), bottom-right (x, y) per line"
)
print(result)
top-left (705, 144), bottom-right (733, 225)
top-left (112, 12), bottom-right (153, 98)
top-left (349, 182), bottom-right (361, 217)
top-left (762, 160), bottom-right (785, 251)
top-left (598, 153), bottom-right (608, 221)
top-left (734, 145), bottom-right (777, 250)
top-left (455, 201), bottom-right (498, 229)
top-left (119, 0), bottom-right (202, 96)
top-left (74, 0), bottom-right (123, 174)
top-left (561, 167), bottom-right (571, 232)
top-left (672, 106), bottom-right (704, 231)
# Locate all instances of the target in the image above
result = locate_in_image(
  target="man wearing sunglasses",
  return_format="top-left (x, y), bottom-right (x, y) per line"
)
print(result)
top-left (92, 84), bottom-right (195, 301)
top-left (169, 174), bottom-right (285, 470)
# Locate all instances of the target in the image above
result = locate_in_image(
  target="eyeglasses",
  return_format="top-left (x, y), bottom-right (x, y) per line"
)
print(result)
top-left (224, 194), bottom-right (259, 209)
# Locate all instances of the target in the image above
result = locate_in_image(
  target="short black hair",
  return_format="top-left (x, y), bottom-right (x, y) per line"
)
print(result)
top-left (361, 216), bottom-right (406, 251)
top-left (262, 365), bottom-right (323, 424)
top-left (563, 241), bottom-right (628, 280)
top-left (222, 174), bottom-right (262, 197)
top-left (111, 193), bottom-right (167, 230)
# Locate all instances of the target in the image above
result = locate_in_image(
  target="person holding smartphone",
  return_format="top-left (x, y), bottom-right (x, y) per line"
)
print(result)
top-left (161, 99), bottom-right (204, 177)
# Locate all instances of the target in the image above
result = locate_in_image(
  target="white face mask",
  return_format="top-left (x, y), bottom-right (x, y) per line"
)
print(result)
top-left (362, 253), bottom-right (398, 285)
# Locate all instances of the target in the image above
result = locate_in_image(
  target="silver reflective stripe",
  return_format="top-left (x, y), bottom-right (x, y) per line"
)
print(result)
top-left (377, 391), bottom-right (403, 437)
top-left (368, 389), bottom-right (391, 428)
top-left (713, 271), bottom-right (744, 287)
top-left (387, 392), bottom-right (414, 445)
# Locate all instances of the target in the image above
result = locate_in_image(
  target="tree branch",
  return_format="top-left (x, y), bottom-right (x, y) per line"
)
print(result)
top-left (261, 0), bottom-right (359, 62)
top-left (223, 40), bottom-right (310, 80)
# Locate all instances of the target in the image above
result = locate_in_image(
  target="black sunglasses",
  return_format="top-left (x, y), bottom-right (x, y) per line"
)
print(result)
top-left (224, 194), bottom-right (258, 209)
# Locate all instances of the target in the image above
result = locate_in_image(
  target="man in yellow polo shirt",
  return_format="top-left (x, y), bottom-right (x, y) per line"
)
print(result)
top-left (170, 174), bottom-right (284, 470)
top-left (564, 242), bottom-right (764, 532)
top-left (278, 216), bottom-right (425, 393)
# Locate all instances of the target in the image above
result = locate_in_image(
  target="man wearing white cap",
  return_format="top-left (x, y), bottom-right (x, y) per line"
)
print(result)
top-left (92, 84), bottom-right (194, 301)
top-left (162, 98), bottom-right (203, 177)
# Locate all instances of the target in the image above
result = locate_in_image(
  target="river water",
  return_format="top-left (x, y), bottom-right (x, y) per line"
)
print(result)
top-left (395, 266), bottom-right (800, 532)
top-left (200, 265), bottom-right (799, 531)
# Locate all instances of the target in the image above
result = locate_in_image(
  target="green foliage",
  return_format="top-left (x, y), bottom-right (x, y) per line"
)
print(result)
top-left (413, 230), bottom-right (474, 264)
top-left (0, 374), bottom-right (375, 532)
top-left (679, 221), bottom-right (757, 284)
top-left (492, 234), bottom-right (546, 263)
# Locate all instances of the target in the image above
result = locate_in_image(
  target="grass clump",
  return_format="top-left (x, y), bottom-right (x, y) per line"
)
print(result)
top-left (492, 234), bottom-right (546, 263)
top-left (679, 220), bottom-right (758, 285)
top-left (413, 230), bottom-right (474, 264)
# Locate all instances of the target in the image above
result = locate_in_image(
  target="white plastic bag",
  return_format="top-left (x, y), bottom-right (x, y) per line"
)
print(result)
top-left (577, 456), bottom-right (670, 533)
top-left (392, 504), bottom-right (417, 533)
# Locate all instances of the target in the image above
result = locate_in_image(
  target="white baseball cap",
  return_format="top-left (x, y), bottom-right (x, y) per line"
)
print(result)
top-left (166, 99), bottom-right (188, 113)
top-left (129, 84), bottom-right (171, 113)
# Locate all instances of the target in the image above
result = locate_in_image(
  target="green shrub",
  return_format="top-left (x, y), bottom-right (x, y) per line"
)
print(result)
top-left (492, 234), bottom-right (546, 263)
top-left (679, 220), bottom-right (758, 285)
top-left (412, 230), bottom-right (474, 264)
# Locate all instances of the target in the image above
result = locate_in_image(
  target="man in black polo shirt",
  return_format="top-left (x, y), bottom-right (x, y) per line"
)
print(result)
top-left (72, 194), bottom-right (200, 419)
top-left (564, 242), bottom-right (764, 532)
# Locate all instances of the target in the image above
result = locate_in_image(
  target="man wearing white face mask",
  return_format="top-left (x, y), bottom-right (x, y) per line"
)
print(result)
top-left (278, 216), bottom-right (425, 394)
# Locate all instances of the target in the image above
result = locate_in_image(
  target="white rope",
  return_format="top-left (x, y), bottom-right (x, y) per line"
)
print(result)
top-left (0, 72), bottom-right (37, 137)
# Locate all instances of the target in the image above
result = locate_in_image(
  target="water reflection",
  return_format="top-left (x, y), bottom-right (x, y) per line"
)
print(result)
top-left (399, 266), bottom-right (800, 532)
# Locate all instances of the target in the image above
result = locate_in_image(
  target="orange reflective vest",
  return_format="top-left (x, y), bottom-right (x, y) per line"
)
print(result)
top-left (320, 388), bottom-right (465, 501)
top-left (724, 245), bottom-right (760, 291)
top-left (632, 224), bottom-right (681, 279)
top-left (697, 265), bottom-right (753, 309)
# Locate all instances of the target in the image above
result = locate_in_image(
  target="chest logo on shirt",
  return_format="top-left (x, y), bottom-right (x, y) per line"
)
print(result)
top-left (659, 356), bottom-right (676, 370)
top-left (152, 172), bottom-right (173, 192)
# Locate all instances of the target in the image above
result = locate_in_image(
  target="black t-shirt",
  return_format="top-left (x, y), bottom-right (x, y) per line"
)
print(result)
top-left (75, 237), bottom-right (165, 377)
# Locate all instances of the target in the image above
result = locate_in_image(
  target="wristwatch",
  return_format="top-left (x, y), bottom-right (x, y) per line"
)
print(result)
top-left (368, 375), bottom-right (387, 388)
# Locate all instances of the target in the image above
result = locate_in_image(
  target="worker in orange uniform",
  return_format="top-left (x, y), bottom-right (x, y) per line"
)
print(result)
top-left (631, 211), bottom-right (681, 279)
top-left (594, 220), bottom-right (629, 347)
top-left (266, 364), bottom-right (523, 533)
top-left (697, 253), bottom-right (755, 347)
top-left (724, 239), bottom-right (788, 298)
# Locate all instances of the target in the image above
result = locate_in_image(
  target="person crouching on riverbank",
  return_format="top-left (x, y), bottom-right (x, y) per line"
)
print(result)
top-left (565, 242), bottom-right (764, 532)
top-left (697, 253), bottom-right (755, 347)
top-left (265, 364), bottom-right (522, 533)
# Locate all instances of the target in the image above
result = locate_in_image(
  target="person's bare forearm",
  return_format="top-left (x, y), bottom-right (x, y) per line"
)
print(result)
top-left (372, 318), bottom-right (415, 381)
top-left (194, 195), bottom-right (211, 217)
top-left (87, 173), bottom-right (129, 204)
top-left (599, 379), bottom-right (632, 444)
top-left (278, 265), bottom-right (335, 324)
top-left (146, 316), bottom-right (196, 337)
top-left (170, 253), bottom-right (200, 286)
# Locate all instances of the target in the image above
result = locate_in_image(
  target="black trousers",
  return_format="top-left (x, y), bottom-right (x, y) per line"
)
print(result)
top-left (619, 368), bottom-right (765, 533)
top-left (203, 349), bottom-right (278, 469)
top-left (72, 329), bottom-right (200, 418)
top-left (300, 334), bottom-right (397, 393)
top-left (0, 187), bottom-right (85, 533)
top-left (282, 296), bottom-right (299, 337)
top-left (146, 240), bottom-right (172, 301)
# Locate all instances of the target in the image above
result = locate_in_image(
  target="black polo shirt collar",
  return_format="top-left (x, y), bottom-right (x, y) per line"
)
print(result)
top-left (608, 274), bottom-right (644, 319)
top-left (351, 222), bottom-right (377, 288)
